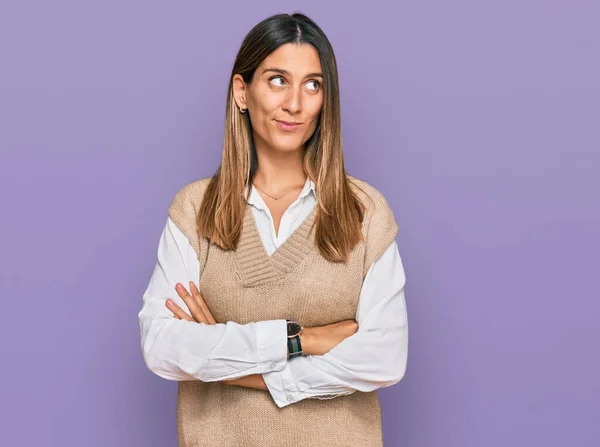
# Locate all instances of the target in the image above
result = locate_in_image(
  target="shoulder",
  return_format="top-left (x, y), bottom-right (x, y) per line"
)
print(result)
top-left (347, 174), bottom-right (399, 241)
top-left (347, 175), bottom-right (399, 275)
top-left (168, 176), bottom-right (213, 215)
top-left (167, 176), bottom-right (213, 232)
top-left (165, 176), bottom-right (213, 257)
top-left (347, 174), bottom-right (394, 219)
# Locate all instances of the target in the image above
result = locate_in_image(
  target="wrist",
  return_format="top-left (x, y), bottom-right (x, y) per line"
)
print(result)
top-left (298, 327), bottom-right (314, 356)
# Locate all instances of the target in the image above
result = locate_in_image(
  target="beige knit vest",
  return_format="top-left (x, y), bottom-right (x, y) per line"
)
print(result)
top-left (167, 175), bottom-right (399, 447)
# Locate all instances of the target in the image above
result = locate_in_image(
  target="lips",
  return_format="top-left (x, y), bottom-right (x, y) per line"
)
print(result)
top-left (275, 120), bottom-right (302, 131)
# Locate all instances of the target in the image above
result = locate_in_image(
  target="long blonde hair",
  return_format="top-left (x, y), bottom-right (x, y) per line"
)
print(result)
top-left (198, 13), bottom-right (365, 263)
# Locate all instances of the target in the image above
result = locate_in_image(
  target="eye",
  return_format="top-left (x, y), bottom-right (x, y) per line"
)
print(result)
top-left (306, 80), bottom-right (321, 91)
top-left (269, 76), bottom-right (286, 87)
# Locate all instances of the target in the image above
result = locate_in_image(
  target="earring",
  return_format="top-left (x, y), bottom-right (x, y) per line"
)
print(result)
top-left (239, 106), bottom-right (246, 114)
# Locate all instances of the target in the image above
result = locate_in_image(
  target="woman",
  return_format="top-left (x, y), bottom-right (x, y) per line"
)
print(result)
top-left (138, 12), bottom-right (408, 447)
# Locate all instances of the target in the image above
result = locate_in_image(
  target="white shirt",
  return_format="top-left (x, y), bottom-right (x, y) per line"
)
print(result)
top-left (138, 177), bottom-right (408, 408)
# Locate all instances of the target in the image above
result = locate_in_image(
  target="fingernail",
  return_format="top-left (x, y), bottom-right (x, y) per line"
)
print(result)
top-left (166, 299), bottom-right (172, 306)
top-left (176, 283), bottom-right (182, 290)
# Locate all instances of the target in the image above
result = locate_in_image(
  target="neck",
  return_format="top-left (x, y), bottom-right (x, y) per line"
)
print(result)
top-left (253, 143), bottom-right (306, 191)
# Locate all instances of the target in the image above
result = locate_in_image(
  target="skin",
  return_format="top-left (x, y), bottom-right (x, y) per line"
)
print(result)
top-left (165, 43), bottom-right (358, 391)
top-left (233, 42), bottom-right (325, 234)
top-left (234, 42), bottom-right (324, 159)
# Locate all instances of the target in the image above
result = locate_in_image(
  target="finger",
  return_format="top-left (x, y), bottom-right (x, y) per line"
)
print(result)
top-left (175, 283), bottom-right (209, 324)
top-left (166, 299), bottom-right (194, 321)
top-left (189, 281), bottom-right (217, 325)
top-left (166, 299), bottom-right (192, 320)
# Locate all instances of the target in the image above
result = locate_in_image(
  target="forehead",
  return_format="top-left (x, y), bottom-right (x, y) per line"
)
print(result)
top-left (259, 43), bottom-right (322, 75)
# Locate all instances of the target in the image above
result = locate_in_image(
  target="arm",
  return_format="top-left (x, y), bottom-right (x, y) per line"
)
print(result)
top-left (262, 240), bottom-right (408, 407)
top-left (137, 217), bottom-right (288, 382)
top-left (222, 319), bottom-right (359, 391)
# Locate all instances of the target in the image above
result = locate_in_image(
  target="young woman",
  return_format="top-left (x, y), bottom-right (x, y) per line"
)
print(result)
top-left (138, 12), bottom-right (408, 447)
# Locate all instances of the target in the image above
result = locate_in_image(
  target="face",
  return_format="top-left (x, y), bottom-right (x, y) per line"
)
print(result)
top-left (233, 43), bottom-right (324, 154)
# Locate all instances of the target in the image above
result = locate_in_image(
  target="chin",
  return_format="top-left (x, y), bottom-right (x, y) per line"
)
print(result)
top-left (269, 137), bottom-right (305, 153)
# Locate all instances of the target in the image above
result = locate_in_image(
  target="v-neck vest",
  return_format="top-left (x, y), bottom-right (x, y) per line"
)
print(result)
top-left (235, 203), bottom-right (318, 287)
top-left (167, 175), bottom-right (399, 447)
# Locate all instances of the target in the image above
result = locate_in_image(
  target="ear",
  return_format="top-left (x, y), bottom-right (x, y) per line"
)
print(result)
top-left (232, 74), bottom-right (248, 110)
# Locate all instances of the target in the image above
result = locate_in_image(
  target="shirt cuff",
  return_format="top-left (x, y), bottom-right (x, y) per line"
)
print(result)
top-left (255, 319), bottom-right (288, 372)
top-left (263, 361), bottom-right (306, 408)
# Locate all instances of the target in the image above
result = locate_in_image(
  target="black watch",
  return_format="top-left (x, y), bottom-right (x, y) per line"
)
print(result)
top-left (286, 320), bottom-right (304, 358)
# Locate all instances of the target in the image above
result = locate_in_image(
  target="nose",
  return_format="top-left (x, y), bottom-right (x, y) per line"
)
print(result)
top-left (282, 86), bottom-right (302, 115)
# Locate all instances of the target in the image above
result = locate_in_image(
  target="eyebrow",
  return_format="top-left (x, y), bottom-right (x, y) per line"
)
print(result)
top-left (262, 68), bottom-right (324, 79)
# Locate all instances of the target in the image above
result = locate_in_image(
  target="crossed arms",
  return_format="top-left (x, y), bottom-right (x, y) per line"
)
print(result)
top-left (138, 218), bottom-right (408, 408)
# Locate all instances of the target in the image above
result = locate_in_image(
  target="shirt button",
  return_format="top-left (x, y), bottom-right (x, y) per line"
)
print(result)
top-left (271, 362), bottom-right (278, 369)
top-left (287, 395), bottom-right (293, 402)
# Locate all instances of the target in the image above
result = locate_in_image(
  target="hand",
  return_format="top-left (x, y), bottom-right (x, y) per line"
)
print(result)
top-left (164, 283), bottom-right (265, 389)
top-left (222, 374), bottom-right (267, 390)
top-left (165, 281), bottom-right (216, 325)
top-left (301, 320), bottom-right (359, 356)
top-left (222, 320), bottom-right (358, 390)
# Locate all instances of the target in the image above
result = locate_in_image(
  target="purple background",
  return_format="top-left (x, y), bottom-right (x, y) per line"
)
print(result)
top-left (1, 1), bottom-right (598, 446)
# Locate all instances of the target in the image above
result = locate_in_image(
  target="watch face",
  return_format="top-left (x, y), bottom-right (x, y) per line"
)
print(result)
top-left (287, 321), bottom-right (302, 337)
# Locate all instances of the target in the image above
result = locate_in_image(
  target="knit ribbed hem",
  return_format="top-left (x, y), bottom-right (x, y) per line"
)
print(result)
top-left (236, 203), bottom-right (317, 287)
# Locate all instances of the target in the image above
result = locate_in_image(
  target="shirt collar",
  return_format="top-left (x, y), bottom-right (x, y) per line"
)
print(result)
top-left (246, 176), bottom-right (316, 210)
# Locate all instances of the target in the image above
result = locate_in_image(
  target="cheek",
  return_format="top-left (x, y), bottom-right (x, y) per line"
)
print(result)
top-left (307, 95), bottom-right (324, 120)
top-left (254, 92), bottom-right (280, 117)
